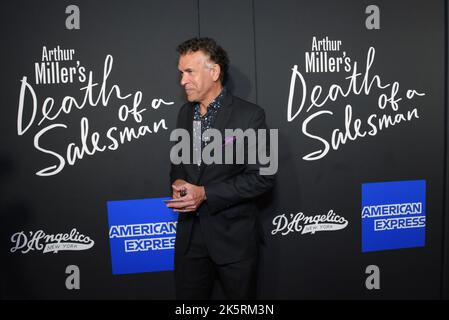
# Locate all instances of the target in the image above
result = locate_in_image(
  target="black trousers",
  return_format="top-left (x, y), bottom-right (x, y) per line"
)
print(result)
top-left (174, 216), bottom-right (258, 300)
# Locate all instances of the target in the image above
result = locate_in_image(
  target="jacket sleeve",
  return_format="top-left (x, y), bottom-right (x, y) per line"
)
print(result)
top-left (169, 105), bottom-right (187, 185)
top-left (203, 108), bottom-right (276, 215)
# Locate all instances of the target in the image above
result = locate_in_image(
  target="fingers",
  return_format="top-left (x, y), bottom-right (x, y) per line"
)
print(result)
top-left (173, 207), bottom-right (197, 213)
top-left (172, 183), bottom-right (188, 199)
top-left (166, 199), bottom-right (195, 209)
top-left (173, 190), bottom-right (185, 199)
top-left (167, 199), bottom-right (197, 212)
top-left (172, 184), bottom-right (183, 191)
top-left (167, 182), bottom-right (203, 213)
top-left (179, 188), bottom-right (187, 197)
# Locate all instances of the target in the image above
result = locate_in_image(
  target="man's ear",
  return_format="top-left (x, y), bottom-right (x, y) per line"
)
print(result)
top-left (211, 64), bottom-right (221, 82)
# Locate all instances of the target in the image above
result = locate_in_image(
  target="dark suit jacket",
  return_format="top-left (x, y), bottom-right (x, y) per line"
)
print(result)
top-left (170, 91), bottom-right (275, 264)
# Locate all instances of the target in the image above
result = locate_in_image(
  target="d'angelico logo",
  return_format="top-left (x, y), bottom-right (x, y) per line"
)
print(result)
top-left (107, 197), bottom-right (177, 275)
top-left (10, 228), bottom-right (94, 254)
top-left (361, 180), bottom-right (426, 252)
top-left (271, 209), bottom-right (348, 236)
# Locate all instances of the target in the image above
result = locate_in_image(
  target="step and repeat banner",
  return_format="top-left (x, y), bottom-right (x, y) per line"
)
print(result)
top-left (1, 0), bottom-right (447, 299)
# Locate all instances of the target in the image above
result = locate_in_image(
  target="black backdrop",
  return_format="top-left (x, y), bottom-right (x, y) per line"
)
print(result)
top-left (0, 0), bottom-right (448, 299)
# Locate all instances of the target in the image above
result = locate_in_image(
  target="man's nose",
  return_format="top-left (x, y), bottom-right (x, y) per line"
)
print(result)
top-left (180, 74), bottom-right (188, 86)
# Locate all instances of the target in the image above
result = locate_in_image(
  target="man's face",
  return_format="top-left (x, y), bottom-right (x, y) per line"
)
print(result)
top-left (178, 50), bottom-right (217, 103)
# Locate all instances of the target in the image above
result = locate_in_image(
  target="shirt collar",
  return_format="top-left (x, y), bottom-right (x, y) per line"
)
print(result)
top-left (194, 87), bottom-right (227, 116)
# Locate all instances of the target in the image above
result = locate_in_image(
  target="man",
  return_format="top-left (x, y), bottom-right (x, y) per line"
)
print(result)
top-left (166, 37), bottom-right (275, 300)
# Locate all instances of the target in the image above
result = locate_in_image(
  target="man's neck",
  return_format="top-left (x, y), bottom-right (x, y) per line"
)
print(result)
top-left (199, 85), bottom-right (223, 115)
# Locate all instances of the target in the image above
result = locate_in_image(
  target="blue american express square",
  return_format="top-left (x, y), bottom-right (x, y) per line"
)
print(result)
top-left (361, 180), bottom-right (426, 252)
top-left (107, 197), bottom-right (178, 274)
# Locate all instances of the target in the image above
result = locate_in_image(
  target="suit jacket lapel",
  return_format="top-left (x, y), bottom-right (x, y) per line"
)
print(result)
top-left (212, 93), bottom-right (233, 135)
top-left (185, 102), bottom-right (194, 134)
top-left (181, 102), bottom-right (198, 181)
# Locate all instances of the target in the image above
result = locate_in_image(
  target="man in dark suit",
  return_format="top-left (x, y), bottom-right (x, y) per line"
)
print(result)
top-left (166, 37), bottom-right (275, 300)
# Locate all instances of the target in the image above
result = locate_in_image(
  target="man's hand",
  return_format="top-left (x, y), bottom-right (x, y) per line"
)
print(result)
top-left (167, 181), bottom-right (206, 213)
top-left (171, 179), bottom-right (188, 199)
